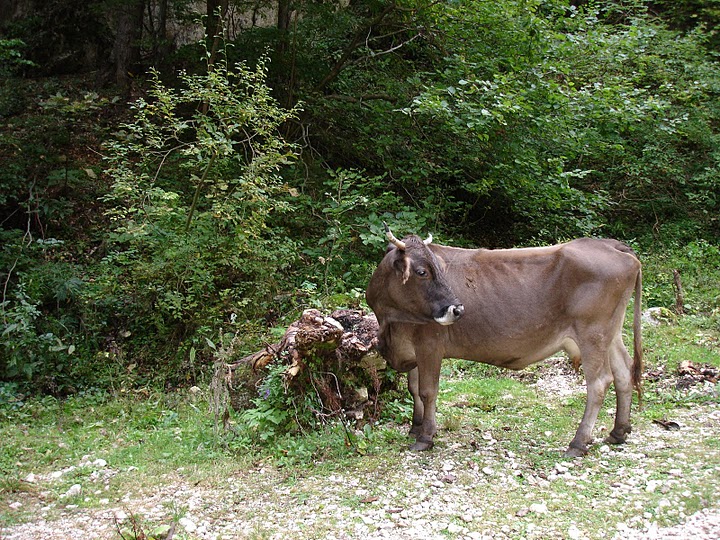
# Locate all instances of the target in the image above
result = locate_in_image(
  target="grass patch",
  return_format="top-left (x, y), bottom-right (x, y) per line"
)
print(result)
top-left (1, 309), bottom-right (719, 538)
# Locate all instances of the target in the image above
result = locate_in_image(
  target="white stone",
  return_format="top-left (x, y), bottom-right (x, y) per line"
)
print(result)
top-left (62, 484), bottom-right (82, 498)
top-left (646, 480), bottom-right (661, 493)
top-left (529, 502), bottom-right (548, 514)
top-left (179, 517), bottom-right (197, 533)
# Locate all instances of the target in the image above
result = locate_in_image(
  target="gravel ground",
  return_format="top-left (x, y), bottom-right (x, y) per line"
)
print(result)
top-left (3, 366), bottom-right (719, 540)
top-left (3, 448), bottom-right (719, 540)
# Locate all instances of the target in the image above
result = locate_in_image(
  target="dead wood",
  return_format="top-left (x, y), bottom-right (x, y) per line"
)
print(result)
top-left (673, 269), bottom-right (685, 315)
top-left (226, 308), bottom-right (388, 420)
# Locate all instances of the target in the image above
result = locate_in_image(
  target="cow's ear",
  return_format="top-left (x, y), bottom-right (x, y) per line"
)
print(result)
top-left (391, 251), bottom-right (412, 283)
top-left (400, 257), bottom-right (413, 284)
top-left (435, 253), bottom-right (448, 272)
top-left (392, 253), bottom-right (404, 273)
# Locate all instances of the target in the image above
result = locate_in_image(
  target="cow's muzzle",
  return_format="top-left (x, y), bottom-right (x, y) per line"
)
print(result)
top-left (434, 304), bottom-right (465, 326)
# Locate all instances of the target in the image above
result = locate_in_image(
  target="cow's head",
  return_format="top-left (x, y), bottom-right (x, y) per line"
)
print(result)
top-left (366, 223), bottom-right (465, 326)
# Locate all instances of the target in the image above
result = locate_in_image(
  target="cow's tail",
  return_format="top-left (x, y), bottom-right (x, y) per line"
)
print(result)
top-left (632, 266), bottom-right (644, 406)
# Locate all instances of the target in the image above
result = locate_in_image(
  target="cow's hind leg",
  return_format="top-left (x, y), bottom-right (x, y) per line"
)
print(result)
top-left (408, 367), bottom-right (424, 436)
top-left (566, 346), bottom-right (613, 458)
top-left (605, 336), bottom-right (634, 445)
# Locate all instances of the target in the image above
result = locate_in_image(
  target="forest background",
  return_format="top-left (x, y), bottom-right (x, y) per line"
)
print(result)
top-left (1, 0), bottom-right (719, 400)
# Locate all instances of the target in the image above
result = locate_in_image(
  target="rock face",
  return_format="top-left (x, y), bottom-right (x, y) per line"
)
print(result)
top-left (225, 308), bottom-right (391, 421)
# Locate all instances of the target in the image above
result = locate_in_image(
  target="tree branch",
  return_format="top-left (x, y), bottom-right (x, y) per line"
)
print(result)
top-left (324, 93), bottom-right (397, 104)
top-left (314, 3), bottom-right (398, 94)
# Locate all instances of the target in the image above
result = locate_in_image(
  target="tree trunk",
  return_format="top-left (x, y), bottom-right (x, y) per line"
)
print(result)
top-left (275, 0), bottom-right (297, 111)
top-left (110, 0), bottom-right (145, 93)
top-left (206, 0), bottom-right (229, 67)
top-left (150, 0), bottom-right (170, 67)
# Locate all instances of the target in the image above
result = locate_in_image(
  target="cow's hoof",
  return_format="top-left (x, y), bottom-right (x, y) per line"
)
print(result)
top-left (409, 439), bottom-right (434, 452)
top-left (563, 446), bottom-right (587, 458)
top-left (603, 433), bottom-right (628, 445)
top-left (605, 426), bottom-right (631, 445)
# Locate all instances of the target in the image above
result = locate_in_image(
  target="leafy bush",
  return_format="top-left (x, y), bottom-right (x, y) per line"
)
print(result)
top-left (0, 39), bottom-right (34, 77)
top-left (401, 1), bottom-right (720, 243)
top-left (642, 240), bottom-right (720, 315)
top-left (97, 51), bottom-right (301, 380)
top-left (287, 0), bottom-right (719, 246)
top-left (0, 231), bottom-right (116, 392)
top-left (237, 360), bottom-right (320, 443)
top-left (292, 167), bottom-right (441, 297)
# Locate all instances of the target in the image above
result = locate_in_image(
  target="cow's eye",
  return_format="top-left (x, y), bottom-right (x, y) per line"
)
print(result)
top-left (415, 268), bottom-right (428, 277)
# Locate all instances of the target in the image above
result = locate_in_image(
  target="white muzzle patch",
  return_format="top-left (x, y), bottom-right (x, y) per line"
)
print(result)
top-left (434, 304), bottom-right (465, 325)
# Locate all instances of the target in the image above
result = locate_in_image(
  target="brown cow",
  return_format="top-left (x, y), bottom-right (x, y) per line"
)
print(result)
top-left (366, 225), bottom-right (642, 457)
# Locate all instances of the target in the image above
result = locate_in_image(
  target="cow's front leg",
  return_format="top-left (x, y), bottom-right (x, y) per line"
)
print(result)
top-left (407, 367), bottom-right (424, 436)
top-left (409, 358), bottom-right (442, 451)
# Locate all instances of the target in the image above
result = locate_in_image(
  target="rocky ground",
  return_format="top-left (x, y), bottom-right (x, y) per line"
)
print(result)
top-left (3, 450), bottom-right (719, 540)
top-left (2, 361), bottom-right (719, 540)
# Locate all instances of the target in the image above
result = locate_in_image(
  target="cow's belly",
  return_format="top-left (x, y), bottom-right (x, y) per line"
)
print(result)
top-left (444, 330), bottom-right (577, 371)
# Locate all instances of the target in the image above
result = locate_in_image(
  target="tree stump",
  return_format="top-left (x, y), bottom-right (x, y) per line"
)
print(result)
top-left (225, 308), bottom-right (389, 422)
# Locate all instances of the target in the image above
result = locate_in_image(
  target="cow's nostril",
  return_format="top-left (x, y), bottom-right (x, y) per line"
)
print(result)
top-left (453, 305), bottom-right (465, 318)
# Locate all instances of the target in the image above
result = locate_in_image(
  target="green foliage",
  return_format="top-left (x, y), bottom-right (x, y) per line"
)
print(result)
top-left (1, 282), bottom-right (47, 380)
top-left (399, 0), bottom-right (720, 242)
top-left (650, 0), bottom-right (720, 51)
top-left (98, 51), bottom-right (301, 379)
top-left (642, 240), bottom-right (720, 313)
top-left (379, 395), bottom-right (414, 424)
top-left (0, 39), bottom-right (34, 77)
top-left (0, 231), bottom-right (119, 391)
top-left (263, 0), bottom-right (717, 245)
top-left (2, 0), bottom-right (720, 399)
top-left (238, 361), bottom-right (317, 443)
top-left (295, 167), bottom-right (439, 296)
top-left (0, 82), bottom-right (112, 393)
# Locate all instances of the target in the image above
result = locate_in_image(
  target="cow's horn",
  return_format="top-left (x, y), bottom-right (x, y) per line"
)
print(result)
top-left (423, 234), bottom-right (433, 245)
top-left (383, 222), bottom-right (406, 250)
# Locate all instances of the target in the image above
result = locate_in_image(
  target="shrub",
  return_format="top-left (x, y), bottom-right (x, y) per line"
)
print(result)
top-left (98, 51), bottom-right (301, 381)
